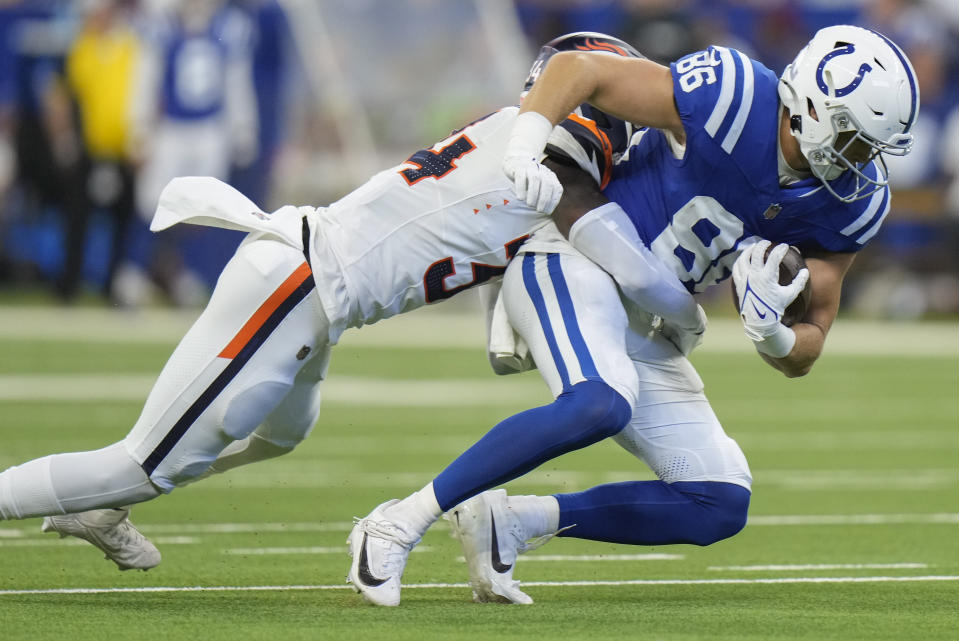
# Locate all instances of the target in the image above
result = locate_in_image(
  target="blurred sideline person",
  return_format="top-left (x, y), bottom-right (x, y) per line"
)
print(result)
top-left (0, 34), bottom-right (704, 572)
top-left (348, 25), bottom-right (919, 606)
top-left (58, 0), bottom-right (140, 301)
top-left (0, 2), bottom-right (17, 217)
top-left (116, 0), bottom-right (258, 307)
top-left (3, 3), bottom-right (86, 287)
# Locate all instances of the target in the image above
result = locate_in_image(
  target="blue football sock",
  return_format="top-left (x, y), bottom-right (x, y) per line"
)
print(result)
top-left (555, 480), bottom-right (750, 546)
top-left (432, 380), bottom-right (631, 511)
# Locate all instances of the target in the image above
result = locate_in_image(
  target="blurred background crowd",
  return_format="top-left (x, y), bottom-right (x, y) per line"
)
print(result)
top-left (0, 0), bottom-right (956, 318)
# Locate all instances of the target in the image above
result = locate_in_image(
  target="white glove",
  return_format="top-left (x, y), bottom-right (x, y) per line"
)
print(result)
top-left (502, 111), bottom-right (563, 214)
top-left (502, 155), bottom-right (563, 213)
top-left (660, 304), bottom-right (708, 356)
top-left (732, 240), bottom-right (809, 357)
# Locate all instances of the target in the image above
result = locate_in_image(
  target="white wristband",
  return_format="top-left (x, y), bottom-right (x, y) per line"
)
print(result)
top-left (753, 323), bottom-right (796, 358)
top-left (507, 111), bottom-right (554, 160)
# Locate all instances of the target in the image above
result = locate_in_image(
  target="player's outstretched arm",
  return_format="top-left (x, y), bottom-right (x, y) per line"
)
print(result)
top-left (522, 53), bottom-right (683, 138)
top-left (504, 53), bottom-right (682, 214)
top-left (547, 159), bottom-right (705, 348)
top-left (759, 251), bottom-right (855, 377)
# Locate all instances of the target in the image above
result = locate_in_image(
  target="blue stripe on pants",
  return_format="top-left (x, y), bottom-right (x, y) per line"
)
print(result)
top-left (522, 253), bottom-right (570, 388)
top-left (546, 252), bottom-right (599, 379)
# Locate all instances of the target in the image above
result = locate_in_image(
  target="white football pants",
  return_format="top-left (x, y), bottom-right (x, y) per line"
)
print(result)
top-left (0, 235), bottom-right (330, 520)
top-left (502, 250), bottom-right (752, 489)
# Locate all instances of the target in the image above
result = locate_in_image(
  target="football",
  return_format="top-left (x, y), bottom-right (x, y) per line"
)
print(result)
top-left (731, 243), bottom-right (812, 327)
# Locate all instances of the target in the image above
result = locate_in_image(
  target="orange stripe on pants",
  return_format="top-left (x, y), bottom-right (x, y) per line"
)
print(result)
top-left (218, 261), bottom-right (313, 359)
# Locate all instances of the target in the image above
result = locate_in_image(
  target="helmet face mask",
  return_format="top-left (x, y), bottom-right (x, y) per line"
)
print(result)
top-left (779, 25), bottom-right (919, 202)
top-left (806, 108), bottom-right (889, 201)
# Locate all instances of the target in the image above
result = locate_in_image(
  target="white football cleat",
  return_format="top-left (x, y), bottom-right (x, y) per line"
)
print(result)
top-left (347, 499), bottom-right (421, 606)
top-left (41, 508), bottom-right (161, 571)
top-left (446, 489), bottom-right (535, 604)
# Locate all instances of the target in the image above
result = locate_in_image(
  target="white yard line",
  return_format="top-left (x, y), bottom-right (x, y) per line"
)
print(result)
top-left (0, 374), bottom-right (549, 405)
top-left (223, 546), bottom-right (431, 555)
top-left (223, 546), bottom-right (349, 555)
top-left (754, 469), bottom-right (959, 491)
top-left (0, 521), bottom-right (355, 538)
top-left (747, 513), bottom-right (959, 526)
top-left (2, 575), bottom-right (958, 596)
top-left (1, 306), bottom-right (958, 356)
top-left (516, 554), bottom-right (684, 562)
top-left (0, 536), bottom-right (199, 548)
top-left (708, 563), bottom-right (928, 572)
top-left (140, 521), bottom-right (355, 534)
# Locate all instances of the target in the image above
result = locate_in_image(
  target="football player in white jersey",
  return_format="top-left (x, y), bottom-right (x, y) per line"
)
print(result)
top-left (0, 35), bottom-right (702, 572)
top-left (348, 25), bottom-right (919, 606)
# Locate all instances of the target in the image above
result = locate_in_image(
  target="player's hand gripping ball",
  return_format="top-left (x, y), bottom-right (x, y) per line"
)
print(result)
top-left (731, 241), bottom-right (812, 328)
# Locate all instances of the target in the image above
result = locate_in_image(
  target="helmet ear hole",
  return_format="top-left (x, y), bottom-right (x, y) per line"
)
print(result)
top-left (806, 98), bottom-right (819, 122)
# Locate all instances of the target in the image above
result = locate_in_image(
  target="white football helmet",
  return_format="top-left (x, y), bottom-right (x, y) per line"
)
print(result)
top-left (778, 25), bottom-right (919, 202)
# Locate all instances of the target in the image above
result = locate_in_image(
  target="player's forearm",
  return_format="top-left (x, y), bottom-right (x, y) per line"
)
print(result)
top-left (547, 161), bottom-right (701, 331)
top-left (760, 321), bottom-right (826, 377)
top-left (506, 55), bottom-right (602, 174)
top-left (520, 52), bottom-right (599, 127)
top-left (520, 53), bottom-right (681, 135)
top-left (761, 252), bottom-right (851, 378)
top-left (568, 202), bottom-right (702, 331)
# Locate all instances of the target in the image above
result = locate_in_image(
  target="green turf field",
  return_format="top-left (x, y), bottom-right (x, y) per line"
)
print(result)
top-left (1, 306), bottom-right (957, 640)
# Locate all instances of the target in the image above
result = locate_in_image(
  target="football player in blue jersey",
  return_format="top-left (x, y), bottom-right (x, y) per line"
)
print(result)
top-left (348, 25), bottom-right (919, 605)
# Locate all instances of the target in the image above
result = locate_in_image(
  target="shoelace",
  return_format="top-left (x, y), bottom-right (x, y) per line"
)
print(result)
top-left (353, 516), bottom-right (419, 548)
top-left (103, 520), bottom-right (143, 550)
top-left (515, 524), bottom-right (576, 555)
top-left (355, 517), bottom-right (419, 575)
top-left (353, 516), bottom-right (421, 572)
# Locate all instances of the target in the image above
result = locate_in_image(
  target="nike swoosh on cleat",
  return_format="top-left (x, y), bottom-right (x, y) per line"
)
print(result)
top-left (489, 512), bottom-right (512, 574)
top-left (357, 533), bottom-right (389, 587)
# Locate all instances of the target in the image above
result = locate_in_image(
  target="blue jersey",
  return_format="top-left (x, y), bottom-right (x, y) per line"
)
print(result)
top-left (604, 46), bottom-right (891, 292)
top-left (155, 8), bottom-right (251, 121)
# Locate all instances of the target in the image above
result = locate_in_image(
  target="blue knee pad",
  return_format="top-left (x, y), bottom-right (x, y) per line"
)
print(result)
top-left (556, 480), bottom-right (751, 546)
top-left (433, 380), bottom-right (631, 510)
top-left (549, 380), bottom-right (633, 448)
top-left (673, 481), bottom-right (751, 546)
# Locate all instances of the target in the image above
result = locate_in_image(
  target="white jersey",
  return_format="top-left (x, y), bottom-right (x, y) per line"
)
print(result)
top-left (154, 104), bottom-right (624, 344)
top-left (308, 106), bottom-right (548, 341)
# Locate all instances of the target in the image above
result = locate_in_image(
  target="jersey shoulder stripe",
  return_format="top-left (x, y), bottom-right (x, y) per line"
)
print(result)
top-left (855, 194), bottom-right (891, 245)
top-left (696, 47), bottom-right (756, 154)
top-left (719, 49), bottom-right (755, 153)
top-left (840, 186), bottom-right (890, 245)
top-left (673, 46), bottom-right (776, 168)
top-left (839, 184), bottom-right (887, 237)
top-left (817, 160), bottom-right (891, 246)
top-left (779, 162), bottom-right (892, 252)
top-left (703, 47), bottom-right (738, 138)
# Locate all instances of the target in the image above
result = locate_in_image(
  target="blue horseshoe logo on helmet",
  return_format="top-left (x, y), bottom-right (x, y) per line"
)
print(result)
top-left (816, 44), bottom-right (873, 97)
